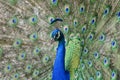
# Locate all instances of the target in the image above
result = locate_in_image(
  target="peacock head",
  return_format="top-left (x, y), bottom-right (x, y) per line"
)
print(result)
top-left (50, 28), bottom-right (64, 42)
top-left (50, 18), bottom-right (64, 43)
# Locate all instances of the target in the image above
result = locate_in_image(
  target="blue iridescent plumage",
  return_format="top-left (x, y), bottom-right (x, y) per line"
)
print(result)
top-left (51, 29), bottom-right (70, 80)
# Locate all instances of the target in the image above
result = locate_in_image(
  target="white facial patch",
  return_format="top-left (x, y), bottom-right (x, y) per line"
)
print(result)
top-left (56, 31), bottom-right (60, 39)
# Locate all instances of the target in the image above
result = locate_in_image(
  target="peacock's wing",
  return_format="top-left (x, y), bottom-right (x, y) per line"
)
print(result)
top-left (65, 38), bottom-right (82, 80)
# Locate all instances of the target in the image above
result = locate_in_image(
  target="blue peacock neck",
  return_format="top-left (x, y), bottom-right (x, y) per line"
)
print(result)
top-left (52, 36), bottom-right (67, 79)
top-left (54, 37), bottom-right (65, 72)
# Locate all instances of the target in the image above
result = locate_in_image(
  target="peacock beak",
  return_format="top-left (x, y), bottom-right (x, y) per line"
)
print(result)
top-left (51, 38), bottom-right (55, 44)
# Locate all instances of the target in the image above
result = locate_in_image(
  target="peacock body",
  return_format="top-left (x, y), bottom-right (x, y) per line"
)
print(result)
top-left (0, 0), bottom-right (120, 80)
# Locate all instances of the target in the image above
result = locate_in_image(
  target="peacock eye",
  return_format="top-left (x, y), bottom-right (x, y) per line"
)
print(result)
top-left (32, 69), bottom-right (39, 78)
top-left (82, 25), bottom-right (87, 33)
top-left (88, 61), bottom-right (92, 67)
top-left (14, 73), bottom-right (19, 78)
top-left (79, 5), bottom-right (85, 13)
top-left (25, 64), bottom-right (32, 73)
top-left (91, 17), bottom-right (96, 25)
top-left (64, 4), bottom-right (70, 15)
top-left (104, 9), bottom-right (108, 14)
top-left (42, 55), bottom-right (50, 65)
top-left (33, 47), bottom-right (40, 56)
top-left (103, 6), bottom-right (111, 17)
top-left (4, 64), bottom-right (12, 73)
top-left (73, 19), bottom-right (78, 27)
top-left (13, 39), bottom-right (22, 48)
top-left (48, 16), bottom-right (55, 24)
top-left (83, 47), bottom-right (88, 54)
top-left (63, 25), bottom-right (69, 33)
top-left (103, 57), bottom-right (109, 67)
top-left (29, 32), bottom-right (38, 41)
top-left (28, 15), bottom-right (38, 25)
top-left (7, 66), bottom-right (10, 70)
top-left (96, 71), bottom-right (102, 79)
top-left (94, 51), bottom-right (100, 59)
top-left (21, 53), bottom-right (25, 58)
top-left (99, 33), bottom-right (105, 41)
top-left (89, 33), bottom-right (94, 40)
top-left (12, 73), bottom-right (19, 79)
top-left (18, 52), bottom-right (26, 61)
top-left (111, 71), bottom-right (117, 79)
top-left (66, 8), bottom-right (69, 12)
top-left (103, 7), bottom-right (110, 16)
top-left (8, 17), bottom-right (18, 27)
top-left (111, 40), bottom-right (117, 49)
top-left (91, 19), bottom-right (95, 24)
top-left (55, 33), bottom-right (58, 38)
top-left (80, 7), bottom-right (84, 12)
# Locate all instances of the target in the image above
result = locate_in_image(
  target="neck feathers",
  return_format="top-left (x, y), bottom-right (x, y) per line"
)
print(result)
top-left (54, 37), bottom-right (65, 72)
top-left (52, 37), bottom-right (69, 80)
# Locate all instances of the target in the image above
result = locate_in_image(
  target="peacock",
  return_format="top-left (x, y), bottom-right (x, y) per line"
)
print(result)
top-left (0, 0), bottom-right (120, 80)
